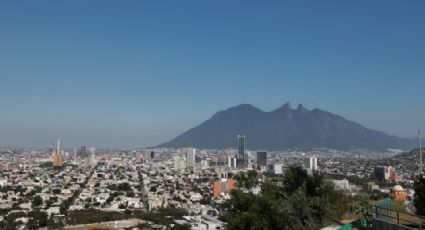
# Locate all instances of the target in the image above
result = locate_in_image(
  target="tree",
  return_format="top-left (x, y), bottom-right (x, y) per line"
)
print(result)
top-left (32, 195), bottom-right (43, 208)
top-left (28, 210), bottom-right (48, 229)
top-left (355, 201), bottom-right (373, 230)
top-left (124, 208), bottom-right (132, 216)
top-left (150, 186), bottom-right (157, 193)
top-left (52, 188), bottom-right (61, 195)
top-left (414, 176), bottom-right (425, 215)
top-left (60, 200), bottom-right (70, 214)
top-left (171, 223), bottom-right (191, 230)
top-left (234, 170), bottom-right (258, 189)
top-left (225, 166), bottom-right (346, 230)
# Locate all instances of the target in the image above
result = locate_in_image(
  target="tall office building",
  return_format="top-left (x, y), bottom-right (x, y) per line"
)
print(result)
top-left (304, 157), bottom-right (318, 171)
top-left (256, 152), bottom-right (267, 169)
top-left (73, 147), bottom-right (77, 160)
top-left (238, 135), bottom-right (245, 160)
top-left (186, 148), bottom-right (196, 171)
top-left (237, 135), bottom-right (245, 168)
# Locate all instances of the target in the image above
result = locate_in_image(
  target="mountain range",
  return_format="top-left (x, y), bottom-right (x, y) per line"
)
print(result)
top-left (158, 103), bottom-right (418, 151)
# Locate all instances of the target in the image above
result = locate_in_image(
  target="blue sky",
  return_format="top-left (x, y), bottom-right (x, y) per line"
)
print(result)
top-left (0, 1), bottom-right (424, 148)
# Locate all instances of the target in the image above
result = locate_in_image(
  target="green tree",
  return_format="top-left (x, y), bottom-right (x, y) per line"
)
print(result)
top-left (225, 166), bottom-right (345, 230)
top-left (60, 199), bottom-right (70, 214)
top-left (414, 176), bottom-right (425, 215)
top-left (150, 186), bottom-right (157, 192)
top-left (355, 201), bottom-right (373, 230)
top-left (171, 223), bottom-right (192, 230)
top-left (32, 195), bottom-right (43, 208)
top-left (27, 210), bottom-right (48, 229)
top-left (234, 170), bottom-right (258, 189)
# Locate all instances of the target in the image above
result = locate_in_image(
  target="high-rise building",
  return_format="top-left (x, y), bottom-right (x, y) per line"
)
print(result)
top-left (228, 156), bottom-right (237, 168)
top-left (52, 139), bottom-right (63, 167)
top-left (304, 157), bottom-right (318, 171)
top-left (173, 156), bottom-right (186, 171)
top-left (374, 166), bottom-right (387, 182)
top-left (237, 135), bottom-right (246, 168)
top-left (186, 148), bottom-right (196, 171)
top-left (88, 147), bottom-right (96, 166)
top-left (238, 135), bottom-right (245, 160)
top-left (373, 166), bottom-right (396, 182)
top-left (256, 152), bottom-right (267, 169)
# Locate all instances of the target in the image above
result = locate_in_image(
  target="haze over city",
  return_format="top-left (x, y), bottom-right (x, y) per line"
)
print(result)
top-left (2, 1), bottom-right (425, 230)
top-left (1, 1), bottom-right (424, 148)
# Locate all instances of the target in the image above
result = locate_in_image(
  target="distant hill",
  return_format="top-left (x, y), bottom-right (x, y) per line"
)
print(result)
top-left (158, 103), bottom-right (418, 151)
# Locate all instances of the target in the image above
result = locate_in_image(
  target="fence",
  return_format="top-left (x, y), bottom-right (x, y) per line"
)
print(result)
top-left (372, 205), bottom-right (425, 229)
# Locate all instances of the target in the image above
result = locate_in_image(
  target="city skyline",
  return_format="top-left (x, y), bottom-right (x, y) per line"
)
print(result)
top-left (0, 1), bottom-right (424, 147)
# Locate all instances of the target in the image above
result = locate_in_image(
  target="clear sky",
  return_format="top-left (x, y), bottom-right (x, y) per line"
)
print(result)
top-left (0, 1), bottom-right (424, 148)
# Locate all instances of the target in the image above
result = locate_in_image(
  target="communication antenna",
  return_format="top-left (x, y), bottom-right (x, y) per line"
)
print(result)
top-left (418, 130), bottom-right (423, 175)
top-left (57, 139), bottom-right (60, 154)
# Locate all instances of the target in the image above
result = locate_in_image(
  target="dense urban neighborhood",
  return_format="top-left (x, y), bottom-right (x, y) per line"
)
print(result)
top-left (0, 139), bottom-right (424, 229)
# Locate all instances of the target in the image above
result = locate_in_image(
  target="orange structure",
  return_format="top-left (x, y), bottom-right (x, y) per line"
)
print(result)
top-left (213, 181), bottom-right (221, 198)
top-left (52, 151), bottom-right (63, 167)
top-left (213, 178), bottom-right (235, 198)
top-left (392, 185), bottom-right (406, 201)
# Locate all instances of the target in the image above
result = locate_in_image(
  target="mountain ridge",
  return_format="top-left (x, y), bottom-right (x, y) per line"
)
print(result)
top-left (158, 102), bottom-right (417, 151)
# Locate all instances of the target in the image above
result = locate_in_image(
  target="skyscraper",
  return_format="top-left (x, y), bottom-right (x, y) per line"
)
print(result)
top-left (238, 135), bottom-right (245, 160)
top-left (237, 135), bottom-right (246, 168)
top-left (186, 148), bottom-right (196, 171)
top-left (256, 152), bottom-right (267, 169)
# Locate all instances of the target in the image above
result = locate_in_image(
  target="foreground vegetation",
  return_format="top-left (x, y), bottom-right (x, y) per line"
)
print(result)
top-left (224, 167), bottom-right (348, 230)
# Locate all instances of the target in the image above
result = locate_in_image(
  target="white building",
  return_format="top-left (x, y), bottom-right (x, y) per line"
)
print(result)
top-left (269, 164), bottom-right (283, 175)
top-left (228, 156), bottom-right (237, 168)
top-left (173, 156), bottom-right (186, 171)
top-left (331, 179), bottom-right (349, 190)
top-left (88, 147), bottom-right (96, 166)
top-left (304, 157), bottom-right (318, 171)
top-left (200, 160), bottom-right (209, 169)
